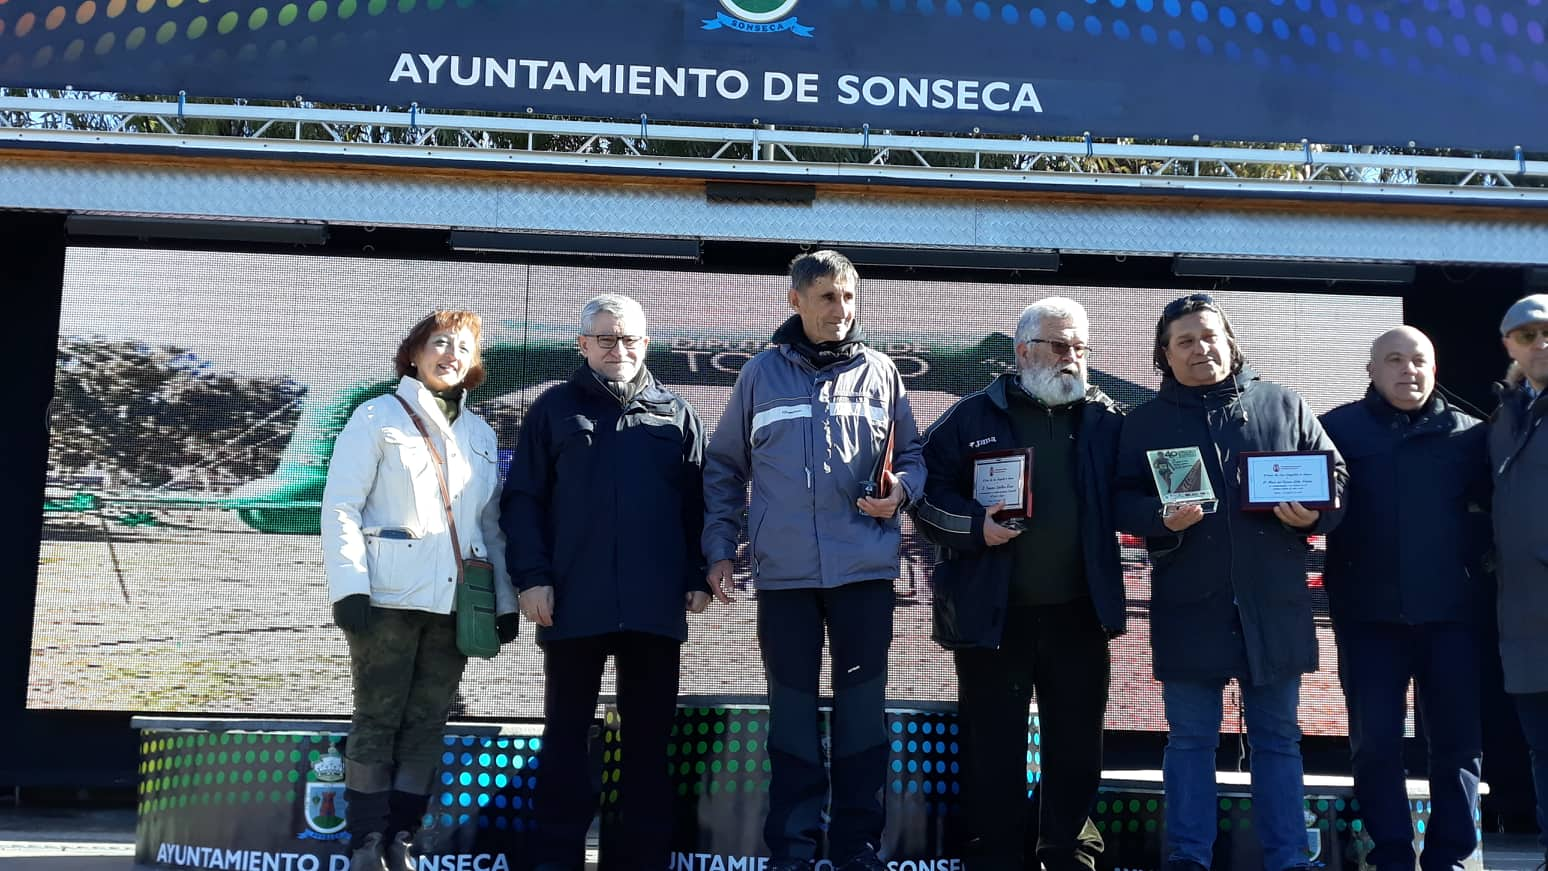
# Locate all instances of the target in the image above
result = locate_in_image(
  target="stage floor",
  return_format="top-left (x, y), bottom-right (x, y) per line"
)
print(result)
top-left (1, 808), bottom-right (1543, 871)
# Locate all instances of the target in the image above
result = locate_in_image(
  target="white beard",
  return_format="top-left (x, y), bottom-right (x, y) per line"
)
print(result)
top-left (1019, 364), bottom-right (1087, 406)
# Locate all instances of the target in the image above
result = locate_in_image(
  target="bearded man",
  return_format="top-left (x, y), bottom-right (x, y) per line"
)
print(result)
top-left (913, 297), bottom-right (1126, 871)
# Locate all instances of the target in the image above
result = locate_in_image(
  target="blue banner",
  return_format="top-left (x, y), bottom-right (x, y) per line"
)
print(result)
top-left (0, 0), bottom-right (1544, 149)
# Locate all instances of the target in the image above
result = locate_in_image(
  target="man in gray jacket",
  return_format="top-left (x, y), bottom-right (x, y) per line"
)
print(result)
top-left (1490, 293), bottom-right (1548, 868)
top-left (703, 250), bottom-right (925, 871)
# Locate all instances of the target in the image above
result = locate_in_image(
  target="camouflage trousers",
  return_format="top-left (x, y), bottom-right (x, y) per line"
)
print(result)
top-left (344, 607), bottom-right (467, 795)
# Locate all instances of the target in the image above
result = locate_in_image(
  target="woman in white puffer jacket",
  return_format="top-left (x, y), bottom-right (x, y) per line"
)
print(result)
top-left (320, 309), bottom-right (517, 871)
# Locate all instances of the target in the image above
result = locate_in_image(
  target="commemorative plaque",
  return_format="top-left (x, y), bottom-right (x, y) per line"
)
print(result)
top-left (861, 420), bottom-right (896, 500)
top-left (1145, 447), bottom-right (1219, 516)
top-left (1238, 450), bottom-right (1335, 511)
top-left (972, 448), bottom-right (1033, 527)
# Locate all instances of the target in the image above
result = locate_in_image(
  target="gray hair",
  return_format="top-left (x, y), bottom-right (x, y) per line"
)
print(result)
top-left (1016, 297), bottom-right (1089, 345)
top-left (579, 293), bottom-right (647, 335)
top-left (789, 250), bottom-right (859, 294)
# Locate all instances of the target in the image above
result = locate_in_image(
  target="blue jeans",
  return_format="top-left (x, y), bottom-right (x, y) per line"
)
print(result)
top-left (1513, 692), bottom-right (1548, 861)
top-left (1163, 676), bottom-right (1306, 871)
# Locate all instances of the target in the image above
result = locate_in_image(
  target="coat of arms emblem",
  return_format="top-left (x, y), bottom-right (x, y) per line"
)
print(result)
top-left (300, 745), bottom-right (349, 838)
top-left (703, 0), bottom-right (814, 37)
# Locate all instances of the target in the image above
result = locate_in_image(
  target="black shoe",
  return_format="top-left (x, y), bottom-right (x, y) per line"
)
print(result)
top-left (383, 831), bottom-right (414, 871)
top-left (349, 832), bottom-right (388, 871)
top-left (834, 847), bottom-right (888, 871)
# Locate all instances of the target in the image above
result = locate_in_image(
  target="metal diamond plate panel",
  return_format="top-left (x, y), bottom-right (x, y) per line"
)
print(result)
top-left (975, 202), bottom-right (1548, 264)
top-left (3, 156), bottom-right (1547, 265)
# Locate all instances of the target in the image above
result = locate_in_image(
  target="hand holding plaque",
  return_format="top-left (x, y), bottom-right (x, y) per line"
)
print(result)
top-left (861, 420), bottom-right (895, 500)
top-left (973, 449), bottom-right (1033, 529)
top-left (857, 421), bottom-right (903, 518)
top-left (1146, 447), bottom-right (1219, 516)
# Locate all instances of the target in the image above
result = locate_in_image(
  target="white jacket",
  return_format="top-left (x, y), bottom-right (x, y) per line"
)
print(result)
top-left (321, 376), bottom-right (515, 616)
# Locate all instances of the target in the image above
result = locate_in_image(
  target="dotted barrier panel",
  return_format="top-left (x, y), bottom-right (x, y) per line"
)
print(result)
top-left (135, 717), bottom-right (1478, 871)
top-left (1094, 785), bottom-right (1483, 871)
top-left (135, 728), bottom-right (541, 870)
top-left (601, 705), bottom-right (1041, 865)
top-left (603, 707), bottom-right (1478, 871)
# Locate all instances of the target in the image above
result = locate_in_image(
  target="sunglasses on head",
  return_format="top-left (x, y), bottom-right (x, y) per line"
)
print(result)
top-left (1162, 293), bottom-right (1217, 319)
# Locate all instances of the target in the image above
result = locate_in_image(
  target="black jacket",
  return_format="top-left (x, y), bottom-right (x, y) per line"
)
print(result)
top-left (1320, 387), bottom-right (1490, 627)
top-left (1114, 368), bottom-right (1347, 687)
top-left (1489, 373), bottom-right (1548, 694)
top-left (913, 374), bottom-right (1126, 649)
top-left (499, 365), bottom-right (706, 644)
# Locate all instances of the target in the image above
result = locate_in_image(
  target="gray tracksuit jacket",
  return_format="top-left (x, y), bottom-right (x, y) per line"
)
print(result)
top-left (702, 326), bottom-right (925, 590)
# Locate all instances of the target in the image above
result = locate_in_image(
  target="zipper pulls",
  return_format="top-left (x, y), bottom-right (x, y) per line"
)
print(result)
top-left (806, 467), bottom-right (813, 489)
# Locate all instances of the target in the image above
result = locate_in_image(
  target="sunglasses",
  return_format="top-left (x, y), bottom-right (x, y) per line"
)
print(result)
top-left (1023, 338), bottom-right (1093, 358)
top-left (1507, 326), bottom-right (1548, 347)
top-left (1162, 293), bottom-right (1218, 319)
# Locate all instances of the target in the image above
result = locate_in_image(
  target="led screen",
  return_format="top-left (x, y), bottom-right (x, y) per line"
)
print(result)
top-left (27, 247), bottom-right (1403, 735)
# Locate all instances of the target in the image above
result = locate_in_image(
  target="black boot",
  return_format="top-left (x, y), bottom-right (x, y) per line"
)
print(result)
top-left (344, 787), bottom-right (392, 844)
top-left (387, 790), bottom-right (430, 837)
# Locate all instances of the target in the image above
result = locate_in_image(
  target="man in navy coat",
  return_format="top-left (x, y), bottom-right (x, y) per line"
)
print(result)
top-left (1114, 294), bottom-right (1347, 871)
top-left (500, 293), bottom-right (708, 871)
top-left (1321, 326), bottom-right (1490, 871)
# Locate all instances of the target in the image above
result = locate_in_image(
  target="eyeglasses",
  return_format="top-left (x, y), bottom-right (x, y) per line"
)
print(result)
top-left (1024, 338), bottom-right (1092, 358)
top-left (1162, 293), bottom-right (1217, 318)
top-left (584, 334), bottom-right (646, 350)
top-left (1508, 326), bottom-right (1548, 347)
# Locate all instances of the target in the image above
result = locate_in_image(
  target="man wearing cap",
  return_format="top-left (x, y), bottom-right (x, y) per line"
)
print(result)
top-left (1490, 294), bottom-right (1548, 868)
top-left (1114, 294), bottom-right (1347, 871)
top-left (1320, 327), bottom-right (1490, 871)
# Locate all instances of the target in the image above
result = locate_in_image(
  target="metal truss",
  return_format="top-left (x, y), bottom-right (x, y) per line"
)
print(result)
top-left (4, 92), bottom-right (1548, 205)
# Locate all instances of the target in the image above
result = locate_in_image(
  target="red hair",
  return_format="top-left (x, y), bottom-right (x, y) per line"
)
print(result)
top-left (394, 310), bottom-right (487, 391)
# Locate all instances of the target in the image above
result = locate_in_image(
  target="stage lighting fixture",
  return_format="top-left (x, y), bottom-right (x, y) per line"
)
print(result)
top-left (833, 246), bottom-right (1060, 272)
top-left (448, 230), bottom-right (701, 261)
top-left (65, 215), bottom-right (329, 246)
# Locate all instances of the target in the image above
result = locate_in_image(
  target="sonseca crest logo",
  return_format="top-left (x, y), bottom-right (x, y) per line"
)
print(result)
top-left (297, 744), bottom-right (350, 841)
top-left (703, 0), bottom-right (815, 37)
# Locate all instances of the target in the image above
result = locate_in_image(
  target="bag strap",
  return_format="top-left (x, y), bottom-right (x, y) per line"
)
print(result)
top-left (392, 394), bottom-right (465, 586)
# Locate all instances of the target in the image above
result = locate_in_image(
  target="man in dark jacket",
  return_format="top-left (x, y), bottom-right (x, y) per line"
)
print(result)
top-left (703, 250), bottom-right (925, 871)
top-left (1114, 294), bottom-right (1347, 871)
top-left (1321, 326), bottom-right (1490, 871)
top-left (499, 293), bottom-right (708, 871)
top-left (914, 297), bottom-right (1124, 871)
top-left (1489, 294), bottom-right (1548, 868)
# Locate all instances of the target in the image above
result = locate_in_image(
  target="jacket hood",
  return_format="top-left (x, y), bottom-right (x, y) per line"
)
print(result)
top-left (771, 314), bottom-right (868, 349)
top-left (1505, 361), bottom-right (1527, 389)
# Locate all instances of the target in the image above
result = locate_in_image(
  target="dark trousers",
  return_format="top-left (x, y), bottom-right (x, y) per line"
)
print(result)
top-left (953, 600), bottom-right (1110, 871)
top-left (531, 631), bottom-right (682, 871)
top-left (758, 579), bottom-right (894, 861)
top-left (1513, 692), bottom-right (1548, 861)
top-left (1336, 621), bottom-right (1482, 871)
top-left (344, 608), bottom-right (468, 839)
